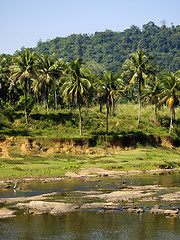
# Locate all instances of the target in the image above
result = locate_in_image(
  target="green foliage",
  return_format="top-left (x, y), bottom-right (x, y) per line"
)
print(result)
top-left (34, 23), bottom-right (180, 73)
top-left (0, 103), bottom-right (180, 140)
top-left (0, 22), bottom-right (180, 141)
top-left (17, 95), bottom-right (35, 113)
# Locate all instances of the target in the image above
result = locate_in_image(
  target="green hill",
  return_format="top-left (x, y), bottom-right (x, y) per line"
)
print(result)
top-left (33, 21), bottom-right (180, 73)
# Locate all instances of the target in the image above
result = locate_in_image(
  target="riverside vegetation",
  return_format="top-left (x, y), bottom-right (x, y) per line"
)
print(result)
top-left (0, 103), bottom-right (180, 178)
top-left (0, 22), bottom-right (180, 179)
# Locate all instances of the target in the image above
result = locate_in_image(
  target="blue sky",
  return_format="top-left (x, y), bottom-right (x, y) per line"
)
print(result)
top-left (0, 0), bottom-right (179, 54)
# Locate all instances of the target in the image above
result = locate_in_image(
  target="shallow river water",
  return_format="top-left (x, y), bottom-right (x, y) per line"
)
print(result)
top-left (1, 211), bottom-right (180, 240)
top-left (0, 172), bottom-right (180, 240)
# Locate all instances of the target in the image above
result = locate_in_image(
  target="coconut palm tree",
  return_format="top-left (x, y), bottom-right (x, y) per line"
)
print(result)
top-left (123, 49), bottom-right (155, 127)
top-left (10, 49), bottom-right (37, 123)
top-left (61, 58), bottom-right (91, 136)
top-left (157, 72), bottom-right (180, 133)
top-left (142, 76), bottom-right (162, 123)
top-left (51, 59), bottom-right (66, 110)
top-left (95, 70), bottom-right (124, 134)
top-left (36, 53), bottom-right (59, 113)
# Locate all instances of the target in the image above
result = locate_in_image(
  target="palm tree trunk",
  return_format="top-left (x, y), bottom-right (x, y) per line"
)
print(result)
top-left (78, 104), bottom-right (82, 136)
top-left (155, 105), bottom-right (157, 123)
top-left (173, 108), bottom-right (175, 120)
top-left (111, 94), bottom-right (115, 116)
top-left (24, 79), bottom-right (28, 123)
top-left (46, 87), bottom-right (49, 114)
top-left (55, 87), bottom-right (57, 111)
top-left (100, 102), bottom-right (103, 113)
top-left (169, 107), bottom-right (173, 134)
top-left (137, 80), bottom-right (141, 128)
top-left (106, 94), bottom-right (109, 134)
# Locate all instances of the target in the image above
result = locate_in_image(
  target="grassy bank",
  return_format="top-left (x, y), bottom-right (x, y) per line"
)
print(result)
top-left (0, 147), bottom-right (180, 178)
top-left (0, 103), bottom-right (180, 178)
top-left (0, 103), bottom-right (180, 139)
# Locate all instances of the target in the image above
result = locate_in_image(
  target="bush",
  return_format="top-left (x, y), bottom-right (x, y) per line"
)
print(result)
top-left (16, 95), bottom-right (35, 113)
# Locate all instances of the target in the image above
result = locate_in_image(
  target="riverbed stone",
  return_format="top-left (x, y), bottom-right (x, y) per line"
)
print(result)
top-left (17, 201), bottom-right (78, 216)
top-left (102, 202), bottom-right (120, 210)
top-left (84, 184), bottom-right (169, 203)
top-left (164, 209), bottom-right (179, 216)
top-left (0, 208), bottom-right (16, 218)
top-left (150, 208), bottom-right (179, 216)
top-left (161, 191), bottom-right (180, 201)
top-left (80, 202), bottom-right (104, 209)
top-left (0, 192), bottom-right (58, 204)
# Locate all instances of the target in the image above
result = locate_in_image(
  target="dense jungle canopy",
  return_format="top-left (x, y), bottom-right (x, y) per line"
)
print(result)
top-left (31, 21), bottom-right (180, 73)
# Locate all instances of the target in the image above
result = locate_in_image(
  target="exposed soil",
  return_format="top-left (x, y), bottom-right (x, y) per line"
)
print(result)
top-left (0, 135), bottom-right (179, 157)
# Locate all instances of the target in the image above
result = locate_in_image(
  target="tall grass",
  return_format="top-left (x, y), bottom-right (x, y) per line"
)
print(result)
top-left (0, 103), bottom-right (179, 139)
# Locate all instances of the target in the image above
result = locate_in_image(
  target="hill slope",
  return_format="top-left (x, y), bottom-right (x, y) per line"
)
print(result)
top-left (33, 21), bottom-right (180, 73)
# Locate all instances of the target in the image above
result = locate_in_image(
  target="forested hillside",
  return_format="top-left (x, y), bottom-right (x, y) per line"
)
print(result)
top-left (33, 22), bottom-right (180, 73)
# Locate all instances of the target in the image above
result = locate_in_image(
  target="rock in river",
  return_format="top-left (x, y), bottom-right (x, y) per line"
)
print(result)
top-left (0, 208), bottom-right (16, 219)
top-left (17, 201), bottom-right (78, 216)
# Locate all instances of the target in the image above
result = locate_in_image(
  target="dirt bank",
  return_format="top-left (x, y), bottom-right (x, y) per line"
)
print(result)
top-left (0, 134), bottom-right (179, 158)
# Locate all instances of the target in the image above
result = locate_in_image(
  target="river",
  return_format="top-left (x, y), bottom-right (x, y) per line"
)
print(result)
top-left (0, 172), bottom-right (180, 240)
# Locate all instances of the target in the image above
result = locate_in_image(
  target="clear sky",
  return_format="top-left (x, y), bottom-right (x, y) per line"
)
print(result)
top-left (0, 0), bottom-right (179, 54)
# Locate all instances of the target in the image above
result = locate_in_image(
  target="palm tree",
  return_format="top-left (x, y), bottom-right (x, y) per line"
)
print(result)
top-left (51, 59), bottom-right (65, 110)
top-left (123, 49), bottom-right (155, 127)
top-left (10, 49), bottom-right (37, 123)
top-left (142, 76), bottom-right (162, 123)
top-left (157, 72), bottom-right (180, 133)
top-left (61, 58), bottom-right (91, 136)
top-left (95, 71), bottom-right (124, 134)
top-left (36, 53), bottom-right (58, 113)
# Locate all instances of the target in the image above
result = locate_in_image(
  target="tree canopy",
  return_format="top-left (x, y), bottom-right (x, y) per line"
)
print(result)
top-left (32, 22), bottom-right (180, 73)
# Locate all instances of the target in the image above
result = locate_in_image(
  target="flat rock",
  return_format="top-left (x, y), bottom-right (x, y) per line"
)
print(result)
top-left (0, 208), bottom-right (16, 219)
top-left (80, 202), bottom-right (104, 209)
top-left (150, 208), bottom-right (179, 216)
top-left (17, 201), bottom-right (78, 216)
top-left (164, 209), bottom-right (179, 216)
top-left (84, 187), bottom-right (159, 203)
top-left (65, 168), bottom-right (125, 178)
top-left (161, 191), bottom-right (180, 201)
top-left (126, 208), bottom-right (144, 214)
top-left (0, 192), bottom-right (58, 204)
top-left (84, 185), bottom-right (167, 203)
top-left (102, 202), bottom-right (120, 210)
top-left (150, 208), bottom-right (165, 214)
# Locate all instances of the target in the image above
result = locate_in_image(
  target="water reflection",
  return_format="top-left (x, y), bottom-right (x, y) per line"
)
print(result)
top-left (0, 212), bottom-right (180, 240)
